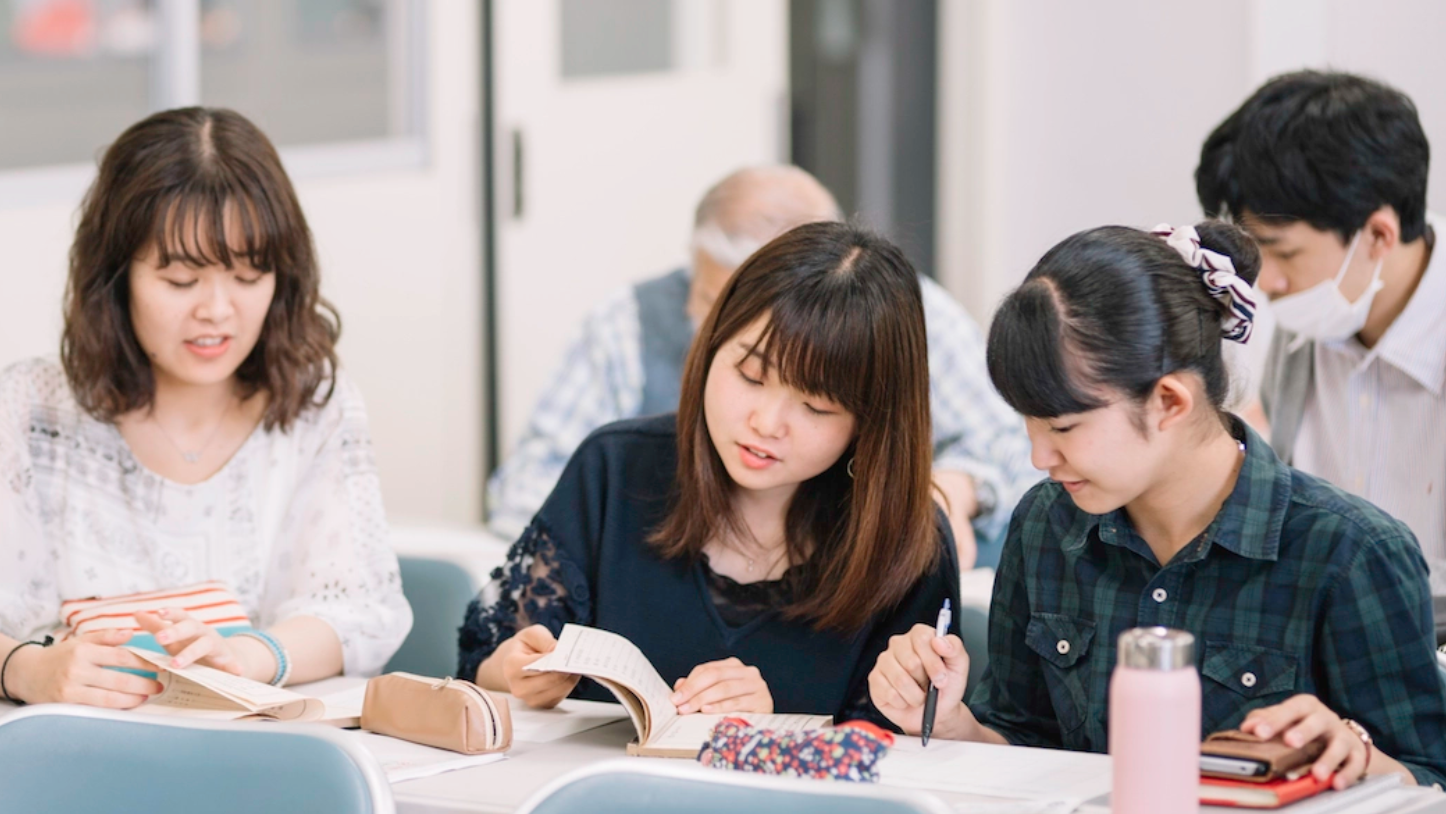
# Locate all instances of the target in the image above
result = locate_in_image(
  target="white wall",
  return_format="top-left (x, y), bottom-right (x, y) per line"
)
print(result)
top-left (492, 0), bottom-right (788, 449)
top-left (0, 3), bottom-right (486, 526)
top-left (938, 0), bottom-right (1446, 325)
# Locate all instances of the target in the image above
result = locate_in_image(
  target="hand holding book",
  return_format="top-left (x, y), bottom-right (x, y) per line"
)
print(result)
top-left (500, 625), bottom-right (581, 709)
top-left (1235, 694), bottom-right (1375, 790)
top-left (135, 606), bottom-right (244, 675)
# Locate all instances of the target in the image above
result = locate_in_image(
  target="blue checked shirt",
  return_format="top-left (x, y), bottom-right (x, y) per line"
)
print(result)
top-left (486, 270), bottom-right (1036, 560)
top-left (969, 418), bottom-right (1446, 786)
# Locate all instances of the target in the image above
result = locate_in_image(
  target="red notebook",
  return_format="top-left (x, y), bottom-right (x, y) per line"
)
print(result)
top-left (1200, 773), bottom-right (1334, 808)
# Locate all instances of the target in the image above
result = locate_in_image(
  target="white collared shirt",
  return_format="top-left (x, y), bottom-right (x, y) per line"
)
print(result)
top-left (1295, 214), bottom-right (1446, 592)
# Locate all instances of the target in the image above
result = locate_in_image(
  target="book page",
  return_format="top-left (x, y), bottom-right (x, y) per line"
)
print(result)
top-left (128, 648), bottom-right (322, 721)
top-left (524, 625), bottom-right (677, 741)
top-left (139, 672), bottom-right (250, 718)
top-left (310, 683), bottom-right (366, 727)
top-left (651, 712), bottom-right (832, 753)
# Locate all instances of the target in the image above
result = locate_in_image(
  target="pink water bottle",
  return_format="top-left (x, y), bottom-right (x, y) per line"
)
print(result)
top-left (1110, 627), bottom-right (1200, 814)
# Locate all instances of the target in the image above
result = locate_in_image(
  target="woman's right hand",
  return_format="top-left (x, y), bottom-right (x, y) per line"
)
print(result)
top-left (500, 624), bottom-right (581, 709)
top-left (6, 629), bottom-right (162, 708)
top-left (868, 623), bottom-right (972, 737)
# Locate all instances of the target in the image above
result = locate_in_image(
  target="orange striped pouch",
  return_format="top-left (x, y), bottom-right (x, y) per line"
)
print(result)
top-left (59, 581), bottom-right (254, 655)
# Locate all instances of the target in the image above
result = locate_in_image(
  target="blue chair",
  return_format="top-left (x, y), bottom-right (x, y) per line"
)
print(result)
top-left (0, 704), bottom-right (394, 814)
top-left (515, 758), bottom-right (954, 814)
top-left (957, 604), bottom-right (990, 702)
top-left (385, 555), bottom-right (480, 678)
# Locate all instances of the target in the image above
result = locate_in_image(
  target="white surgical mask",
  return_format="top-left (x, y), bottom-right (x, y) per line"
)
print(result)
top-left (1269, 231), bottom-right (1385, 349)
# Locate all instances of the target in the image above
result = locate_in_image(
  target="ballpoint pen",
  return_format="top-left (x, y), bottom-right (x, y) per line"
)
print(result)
top-left (921, 598), bottom-right (951, 747)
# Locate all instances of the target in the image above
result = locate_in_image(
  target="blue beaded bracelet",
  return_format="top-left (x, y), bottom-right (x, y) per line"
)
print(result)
top-left (232, 630), bottom-right (291, 687)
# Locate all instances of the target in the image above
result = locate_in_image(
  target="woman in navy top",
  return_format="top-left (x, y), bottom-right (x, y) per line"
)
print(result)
top-left (459, 221), bottom-right (960, 721)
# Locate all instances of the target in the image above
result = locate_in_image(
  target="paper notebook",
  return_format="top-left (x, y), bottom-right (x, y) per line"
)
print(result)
top-left (1200, 772), bottom-right (1333, 808)
top-left (524, 624), bottom-right (831, 758)
top-left (127, 648), bottom-right (359, 725)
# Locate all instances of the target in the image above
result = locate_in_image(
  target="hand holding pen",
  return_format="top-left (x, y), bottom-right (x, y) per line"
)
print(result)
top-left (865, 601), bottom-right (971, 739)
top-left (921, 599), bottom-right (952, 746)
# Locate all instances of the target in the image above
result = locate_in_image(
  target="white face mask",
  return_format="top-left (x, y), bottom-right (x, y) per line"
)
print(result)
top-left (1269, 231), bottom-right (1385, 348)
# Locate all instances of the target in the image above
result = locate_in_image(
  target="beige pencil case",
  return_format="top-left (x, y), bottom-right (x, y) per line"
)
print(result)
top-left (361, 672), bottom-right (512, 754)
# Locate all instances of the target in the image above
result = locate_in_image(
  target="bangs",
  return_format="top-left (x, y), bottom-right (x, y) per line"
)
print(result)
top-left (986, 279), bottom-right (1108, 419)
top-left (744, 289), bottom-right (872, 416)
top-left (150, 184), bottom-right (289, 273)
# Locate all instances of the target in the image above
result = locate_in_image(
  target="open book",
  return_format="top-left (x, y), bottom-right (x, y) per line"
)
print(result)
top-left (127, 648), bottom-right (361, 725)
top-left (524, 624), bottom-right (832, 757)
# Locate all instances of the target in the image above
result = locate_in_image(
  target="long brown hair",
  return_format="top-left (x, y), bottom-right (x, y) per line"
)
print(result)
top-left (61, 106), bottom-right (339, 431)
top-left (649, 221), bottom-right (939, 632)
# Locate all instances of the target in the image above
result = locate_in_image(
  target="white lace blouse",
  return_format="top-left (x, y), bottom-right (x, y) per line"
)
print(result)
top-left (0, 358), bottom-right (412, 676)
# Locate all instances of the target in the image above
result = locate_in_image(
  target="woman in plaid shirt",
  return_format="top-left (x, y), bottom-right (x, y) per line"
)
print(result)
top-left (869, 221), bottom-right (1446, 789)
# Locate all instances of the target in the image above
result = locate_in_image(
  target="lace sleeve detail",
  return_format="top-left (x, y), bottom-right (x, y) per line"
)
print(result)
top-left (457, 517), bottom-right (593, 681)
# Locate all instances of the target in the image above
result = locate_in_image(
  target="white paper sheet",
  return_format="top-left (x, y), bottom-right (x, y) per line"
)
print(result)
top-left (950, 801), bottom-right (1081, 814)
top-left (353, 731), bottom-right (506, 783)
top-left (880, 738), bottom-right (1110, 803)
top-left (506, 695), bottom-right (630, 743)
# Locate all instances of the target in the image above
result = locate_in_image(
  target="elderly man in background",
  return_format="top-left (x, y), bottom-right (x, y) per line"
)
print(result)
top-left (486, 165), bottom-right (1034, 568)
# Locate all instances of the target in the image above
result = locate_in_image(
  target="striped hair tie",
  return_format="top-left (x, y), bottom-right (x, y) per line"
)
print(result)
top-left (1150, 224), bottom-right (1257, 344)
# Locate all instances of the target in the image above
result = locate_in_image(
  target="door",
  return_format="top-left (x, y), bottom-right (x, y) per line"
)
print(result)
top-left (490, 0), bottom-right (789, 459)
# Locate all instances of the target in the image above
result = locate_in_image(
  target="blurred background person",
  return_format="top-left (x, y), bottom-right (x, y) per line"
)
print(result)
top-left (485, 165), bottom-right (1033, 569)
top-left (1197, 70), bottom-right (1446, 638)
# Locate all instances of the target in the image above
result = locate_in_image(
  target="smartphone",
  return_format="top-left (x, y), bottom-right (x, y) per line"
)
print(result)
top-left (1200, 754), bottom-right (1271, 778)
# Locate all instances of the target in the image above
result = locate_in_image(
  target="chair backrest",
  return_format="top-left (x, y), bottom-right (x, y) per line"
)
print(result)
top-left (957, 604), bottom-right (990, 701)
top-left (0, 704), bottom-right (394, 814)
top-left (385, 555), bottom-right (479, 677)
top-left (515, 758), bottom-right (954, 814)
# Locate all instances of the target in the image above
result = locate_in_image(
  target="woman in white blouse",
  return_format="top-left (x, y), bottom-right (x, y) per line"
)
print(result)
top-left (0, 107), bottom-right (411, 707)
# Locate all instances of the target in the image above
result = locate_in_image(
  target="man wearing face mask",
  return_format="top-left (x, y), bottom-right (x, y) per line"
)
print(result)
top-left (1198, 71), bottom-right (1446, 634)
top-left (486, 165), bottom-right (1034, 569)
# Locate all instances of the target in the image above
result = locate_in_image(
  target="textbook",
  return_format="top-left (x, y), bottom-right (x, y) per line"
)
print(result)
top-left (524, 624), bottom-right (832, 758)
top-left (127, 648), bottom-right (360, 725)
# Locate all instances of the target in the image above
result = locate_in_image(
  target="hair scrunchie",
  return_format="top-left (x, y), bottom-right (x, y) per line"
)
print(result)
top-left (1150, 223), bottom-right (1257, 344)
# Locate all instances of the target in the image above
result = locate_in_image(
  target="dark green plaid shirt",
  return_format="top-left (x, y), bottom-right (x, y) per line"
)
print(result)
top-left (969, 419), bottom-right (1446, 787)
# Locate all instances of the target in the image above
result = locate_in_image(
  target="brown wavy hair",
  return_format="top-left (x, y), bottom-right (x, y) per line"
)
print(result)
top-left (648, 221), bottom-right (940, 632)
top-left (61, 106), bottom-right (339, 431)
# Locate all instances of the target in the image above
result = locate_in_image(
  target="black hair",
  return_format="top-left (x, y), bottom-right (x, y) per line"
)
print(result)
top-left (986, 222), bottom-right (1261, 421)
top-left (1196, 70), bottom-right (1430, 244)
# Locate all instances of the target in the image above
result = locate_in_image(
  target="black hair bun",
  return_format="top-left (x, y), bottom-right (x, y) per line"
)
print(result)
top-left (1193, 220), bottom-right (1262, 287)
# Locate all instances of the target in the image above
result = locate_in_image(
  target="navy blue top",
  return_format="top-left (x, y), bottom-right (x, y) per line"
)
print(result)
top-left (459, 414), bottom-right (961, 722)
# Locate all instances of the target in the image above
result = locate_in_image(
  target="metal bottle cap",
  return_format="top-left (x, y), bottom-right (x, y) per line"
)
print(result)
top-left (1117, 627), bottom-right (1195, 670)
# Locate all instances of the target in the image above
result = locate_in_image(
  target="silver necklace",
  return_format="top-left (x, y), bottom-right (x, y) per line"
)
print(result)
top-left (733, 539), bottom-right (787, 575)
top-left (152, 400), bottom-right (234, 464)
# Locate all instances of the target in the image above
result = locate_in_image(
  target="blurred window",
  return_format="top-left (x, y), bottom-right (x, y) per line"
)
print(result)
top-left (0, 0), bottom-right (421, 173)
top-left (560, 0), bottom-right (722, 80)
top-left (0, 0), bottom-right (155, 170)
top-left (201, 0), bottom-right (415, 147)
top-left (561, 0), bottom-right (671, 79)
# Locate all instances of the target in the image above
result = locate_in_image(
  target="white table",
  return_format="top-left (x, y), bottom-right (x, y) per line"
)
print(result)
top-left (389, 718), bottom-right (1446, 814)
top-left (5, 683), bottom-right (1445, 814)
